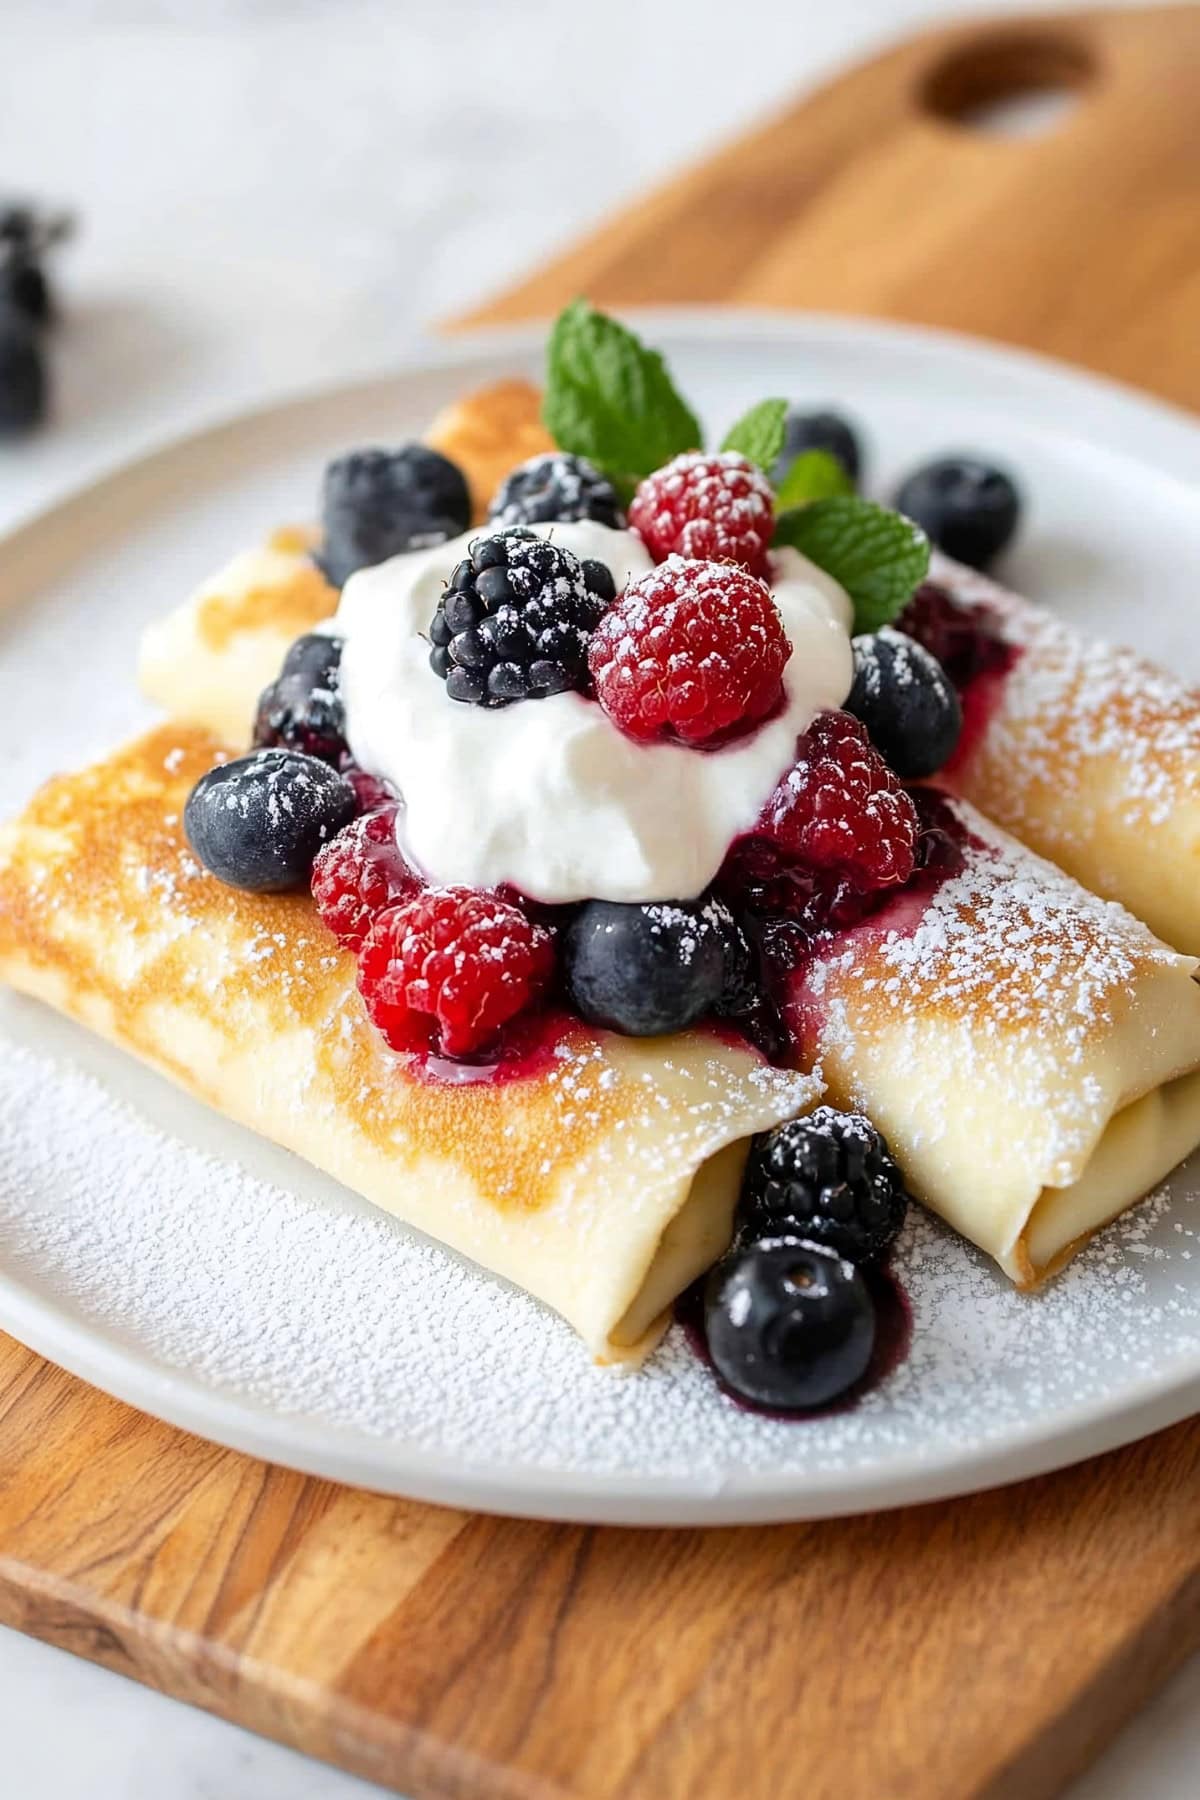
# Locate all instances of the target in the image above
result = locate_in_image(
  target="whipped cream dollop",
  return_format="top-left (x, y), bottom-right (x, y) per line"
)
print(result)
top-left (336, 522), bottom-right (853, 905)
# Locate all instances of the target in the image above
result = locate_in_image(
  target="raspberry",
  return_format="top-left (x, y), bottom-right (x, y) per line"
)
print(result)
top-left (629, 452), bottom-right (774, 576)
top-left (588, 557), bottom-right (790, 745)
top-left (311, 806), bottom-right (421, 952)
top-left (754, 710), bottom-right (919, 894)
top-left (357, 886), bottom-right (555, 1058)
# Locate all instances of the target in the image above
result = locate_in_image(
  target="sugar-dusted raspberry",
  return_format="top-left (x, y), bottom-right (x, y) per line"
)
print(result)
top-left (588, 557), bottom-right (790, 746)
top-left (357, 886), bottom-right (555, 1058)
top-left (628, 452), bottom-right (775, 576)
top-left (311, 805), bottom-right (421, 952)
top-left (755, 710), bottom-right (919, 894)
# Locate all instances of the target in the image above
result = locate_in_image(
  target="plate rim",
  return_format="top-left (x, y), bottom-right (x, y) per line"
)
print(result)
top-left (2, 305), bottom-right (1199, 1525)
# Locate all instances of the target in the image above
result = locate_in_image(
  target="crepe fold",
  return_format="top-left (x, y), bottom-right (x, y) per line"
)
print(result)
top-left (138, 379), bottom-right (554, 747)
top-left (930, 552), bottom-right (1200, 956)
top-left (789, 800), bottom-right (1200, 1287)
top-left (0, 725), bottom-right (817, 1365)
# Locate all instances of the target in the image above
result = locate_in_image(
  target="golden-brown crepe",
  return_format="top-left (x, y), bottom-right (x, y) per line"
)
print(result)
top-left (930, 552), bottom-right (1200, 956)
top-left (0, 724), bottom-right (817, 1364)
top-left (791, 798), bottom-right (1200, 1286)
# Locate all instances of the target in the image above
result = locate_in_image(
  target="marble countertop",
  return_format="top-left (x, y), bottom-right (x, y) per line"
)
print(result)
top-left (0, 0), bottom-right (1196, 1793)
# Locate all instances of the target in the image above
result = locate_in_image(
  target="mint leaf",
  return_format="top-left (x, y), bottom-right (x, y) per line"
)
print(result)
top-left (774, 448), bottom-right (854, 508)
top-left (719, 398), bottom-right (787, 471)
top-left (542, 300), bottom-right (702, 495)
top-left (774, 497), bottom-right (930, 634)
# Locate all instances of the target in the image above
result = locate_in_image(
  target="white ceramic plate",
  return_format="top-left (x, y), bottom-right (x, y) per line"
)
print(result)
top-left (1, 310), bottom-right (1199, 1527)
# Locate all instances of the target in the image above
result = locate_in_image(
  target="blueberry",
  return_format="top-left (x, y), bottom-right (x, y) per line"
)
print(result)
top-left (0, 257), bottom-right (51, 327)
top-left (317, 445), bottom-right (471, 588)
top-left (0, 309), bottom-right (46, 433)
top-left (846, 627), bottom-right (962, 779)
top-left (740, 1106), bottom-right (908, 1266)
top-left (184, 750), bottom-right (356, 893)
top-left (488, 452), bottom-right (625, 530)
top-left (771, 409), bottom-right (862, 487)
top-left (893, 457), bottom-right (1020, 570)
top-left (564, 896), bottom-right (735, 1036)
top-left (705, 1237), bottom-right (876, 1410)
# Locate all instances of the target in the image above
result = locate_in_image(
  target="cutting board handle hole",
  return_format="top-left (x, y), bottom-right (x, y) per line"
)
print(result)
top-left (921, 32), bottom-right (1094, 139)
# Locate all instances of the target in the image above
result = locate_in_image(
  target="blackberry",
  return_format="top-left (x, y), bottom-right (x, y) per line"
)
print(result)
top-left (430, 529), bottom-right (613, 707)
top-left (253, 633), bottom-right (347, 765)
top-left (741, 1106), bottom-right (908, 1266)
top-left (317, 445), bottom-right (470, 588)
top-left (893, 456), bottom-right (1020, 570)
top-left (846, 626), bottom-right (962, 779)
top-left (488, 453), bottom-right (625, 530)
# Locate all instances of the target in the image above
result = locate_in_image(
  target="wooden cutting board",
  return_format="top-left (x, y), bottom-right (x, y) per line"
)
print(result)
top-left (3, 9), bottom-right (1200, 1799)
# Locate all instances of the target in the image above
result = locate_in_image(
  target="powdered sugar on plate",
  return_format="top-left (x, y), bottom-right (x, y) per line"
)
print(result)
top-left (0, 1018), bottom-right (1197, 1503)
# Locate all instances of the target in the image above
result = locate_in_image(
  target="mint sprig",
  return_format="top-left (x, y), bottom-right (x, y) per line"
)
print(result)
top-left (542, 300), bottom-right (702, 498)
top-left (774, 448), bottom-right (853, 508)
top-left (774, 497), bottom-right (929, 634)
top-left (719, 398), bottom-right (787, 472)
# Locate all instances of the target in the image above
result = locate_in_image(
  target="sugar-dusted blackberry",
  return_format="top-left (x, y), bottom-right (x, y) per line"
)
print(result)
top-left (741, 1106), bottom-right (908, 1266)
top-left (429, 528), bottom-right (613, 707)
top-left (488, 452), bottom-right (625, 530)
top-left (253, 633), bottom-right (347, 765)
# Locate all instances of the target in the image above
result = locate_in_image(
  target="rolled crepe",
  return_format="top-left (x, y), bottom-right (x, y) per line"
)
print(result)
top-left (787, 798), bottom-right (1200, 1287)
top-left (139, 380), bottom-right (554, 744)
top-left (0, 723), bottom-right (817, 1364)
top-left (926, 552), bottom-right (1200, 955)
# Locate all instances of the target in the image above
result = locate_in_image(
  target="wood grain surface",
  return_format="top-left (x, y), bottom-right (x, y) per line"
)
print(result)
top-left (3, 8), bottom-right (1200, 1798)
top-left (457, 4), bottom-right (1200, 411)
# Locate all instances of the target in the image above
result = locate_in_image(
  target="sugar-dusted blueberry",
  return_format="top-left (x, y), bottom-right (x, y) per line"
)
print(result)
top-left (317, 445), bottom-right (470, 588)
top-left (184, 750), bottom-right (356, 893)
top-left (564, 895), bottom-right (736, 1037)
top-left (740, 1106), bottom-right (908, 1266)
top-left (704, 1236), bottom-right (876, 1410)
top-left (893, 456), bottom-right (1020, 570)
top-left (771, 408), bottom-right (862, 487)
top-left (846, 626), bottom-right (962, 779)
top-left (488, 452), bottom-right (625, 530)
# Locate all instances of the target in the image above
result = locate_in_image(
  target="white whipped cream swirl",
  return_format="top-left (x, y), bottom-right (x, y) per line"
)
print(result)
top-left (336, 522), bottom-right (853, 905)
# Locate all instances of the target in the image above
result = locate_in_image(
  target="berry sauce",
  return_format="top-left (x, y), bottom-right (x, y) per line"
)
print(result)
top-left (896, 579), bottom-right (1022, 776)
top-left (675, 1260), bottom-right (912, 1420)
top-left (781, 789), bottom-right (974, 1066)
top-left (408, 1008), bottom-right (576, 1089)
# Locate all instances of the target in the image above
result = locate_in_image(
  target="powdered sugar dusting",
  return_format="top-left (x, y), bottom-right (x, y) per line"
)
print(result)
top-left (932, 550), bottom-right (1200, 835)
top-left (804, 802), bottom-right (1182, 1176)
top-left (0, 1024), bottom-right (1197, 1496)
